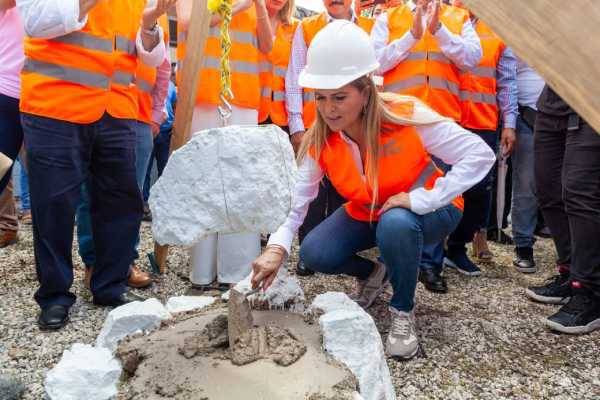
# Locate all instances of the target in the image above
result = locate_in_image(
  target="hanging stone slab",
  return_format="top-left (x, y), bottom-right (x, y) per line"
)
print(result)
top-left (149, 124), bottom-right (297, 246)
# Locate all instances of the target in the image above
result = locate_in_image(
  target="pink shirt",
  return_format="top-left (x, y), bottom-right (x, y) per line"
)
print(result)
top-left (0, 8), bottom-right (25, 99)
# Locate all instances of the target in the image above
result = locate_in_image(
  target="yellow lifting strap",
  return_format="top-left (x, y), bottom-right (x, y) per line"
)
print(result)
top-left (208, 0), bottom-right (234, 123)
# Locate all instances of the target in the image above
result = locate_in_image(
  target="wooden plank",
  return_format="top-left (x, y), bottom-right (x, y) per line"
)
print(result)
top-left (462, 0), bottom-right (600, 133)
top-left (155, 0), bottom-right (212, 273)
top-left (170, 0), bottom-right (213, 153)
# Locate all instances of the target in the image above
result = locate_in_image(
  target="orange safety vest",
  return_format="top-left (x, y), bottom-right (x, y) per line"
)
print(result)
top-left (136, 15), bottom-right (170, 125)
top-left (177, 9), bottom-right (261, 110)
top-left (312, 123), bottom-right (464, 222)
top-left (300, 13), bottom-right (375, 129)
top-left (383, 4), bottom-right (468, 121)
top-left (459, 20), bottom-right (505, 130)
top-left (20, 0), bottom-right (145, 124)
top-left (258, 18), bottom-right (316, 127)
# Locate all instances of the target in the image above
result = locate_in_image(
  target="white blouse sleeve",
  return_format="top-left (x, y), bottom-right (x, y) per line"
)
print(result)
top-left (267, 155), bottom-right (324, 254)
top-left (409, 121), bottom-right (496, 215)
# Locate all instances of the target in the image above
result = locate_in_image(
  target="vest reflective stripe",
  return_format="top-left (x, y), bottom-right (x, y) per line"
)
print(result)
top-left (115, 35), bottom-right (137, 56)
top-left (459, 90), bottom-right (496, 104)
top-left (382, 4), bottom-right (468, 121)
top-left (135, 77), bottom-right (154, 93)
top-left (22, 58), bottom-right (110, 89)
top-left (179, 27), bottom-right (258, 47)
top-left (180, 57), bottom-right (261, 74)
top-left (50, 31), bottom-right (113, 53)
top-left (408, 161), bottom-right (437, 192)
top-left (273, 91), bottom-right (285, 101)
top-left (259, 60), bottom-right (271, 73)
top-left (112, 71), bottom-right (134, 86)
top-left (261, 87), bottom-right (272, 97)
top-left (383, 75), bottom-right (427, 92)
top-left (458, 20), bottom-right (504, 130)
top-left (303, 92), bottom-right (314, 102)
top-left (274, 66), bottom-right (287, 77)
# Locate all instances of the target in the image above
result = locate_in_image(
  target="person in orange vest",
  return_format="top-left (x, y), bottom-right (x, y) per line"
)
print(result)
top-left (75, 15), bottom-right (173, 291)
top-left (285, 0), bottom-right (375, 277)
top-left (177, 0), bottom-right (273, 292)
top-left (441, 1), bottom-right (517, 277)
top-left (371, 0), bottom-right (481, 293)
top-left (251, 21), bottom-right (494, 359)
top-left (17, 0), bottom-right (170, 330)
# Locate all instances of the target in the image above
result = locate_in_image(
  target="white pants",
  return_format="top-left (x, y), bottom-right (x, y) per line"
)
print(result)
top-left (189, 103), bottom-right (261, 285)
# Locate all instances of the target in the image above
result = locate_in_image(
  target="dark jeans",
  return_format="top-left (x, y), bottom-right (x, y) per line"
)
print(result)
top-left (300, 205), bottom-right (462, 311)
top-left (143, 128), bottom-right (171, 202)
top-left (298, 176), bottom-right (346, 243)
top-left (447, 129), bottom-right (498, 249)
top-left (534, 112), bottom-right (600, 292)
top-left (22, 112), bottom-right (143, 309)
top-left (0, 93), bottom-right (24, 193)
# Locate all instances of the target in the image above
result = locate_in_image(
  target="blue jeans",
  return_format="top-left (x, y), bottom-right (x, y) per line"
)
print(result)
top-left (300, 205), bottom-right (462, 312)
top-left (143, 128), bottom-right (171, 202)
top-left (22, 112), bottom-right (141, 308)
top-left (511, 116), bottom-right (537, 248)
top-left (18, 157), bottom-right (30, 211)
top-left (77, 121), bottom-right (153, 266)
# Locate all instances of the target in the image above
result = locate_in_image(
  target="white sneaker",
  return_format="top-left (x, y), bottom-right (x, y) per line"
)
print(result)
top-left (350, 261), bottom-right (389, 309)
top-left (386, 307), bottom-right (419, 359)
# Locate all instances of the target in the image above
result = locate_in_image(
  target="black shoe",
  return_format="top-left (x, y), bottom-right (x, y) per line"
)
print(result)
top-left (544, 284), bottom-right (600, 334)
top-left (418, 269), bottom-right (448, 293)
top-left (295, 260), bottom-right (315, 276)
top-left (487, 229), bottom-right (513, 244)
top-left (513, 247), bottom-right (537, 273)
top-left (38, 305), bottom-right (69, 331)
top-left (525, 274), bottom-right (571, 304)
top-left (93, 291), bottom-right (146, 307)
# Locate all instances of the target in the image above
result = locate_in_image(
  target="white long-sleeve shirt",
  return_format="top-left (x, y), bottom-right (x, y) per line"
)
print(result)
top-left (16, 0), bottom-right (166, 67)
top-left (267, 120), bottom-right (496, 255)
top-left (370, 12), bottom-right (482, 75)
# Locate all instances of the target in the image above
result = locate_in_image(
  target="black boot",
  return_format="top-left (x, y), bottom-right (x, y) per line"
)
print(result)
top-left (38, 305), bottom-right (70, 331)
top-left (513, 247), bottom-right (537, 273)
top-left (418, 269), bottom-right (448, 293)
top-left (295, 260), bottom-right (315, 276)
top-left (544, 283), bottom-right (600, 334)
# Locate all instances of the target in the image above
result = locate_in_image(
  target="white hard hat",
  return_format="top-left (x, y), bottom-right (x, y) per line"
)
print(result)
top-left (299, 20), bottom-right (380, 90)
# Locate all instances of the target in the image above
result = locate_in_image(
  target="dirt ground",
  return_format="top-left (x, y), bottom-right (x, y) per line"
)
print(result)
top-left (1, 222), bottom-right (599, 399)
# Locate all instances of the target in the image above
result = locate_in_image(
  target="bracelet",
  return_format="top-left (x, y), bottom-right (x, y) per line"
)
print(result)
top-left (142, 22), bottom-right (159, 36)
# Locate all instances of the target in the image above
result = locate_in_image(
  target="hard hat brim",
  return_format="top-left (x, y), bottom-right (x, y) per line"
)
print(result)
top-left (298, 62), bottom-right (380, 90)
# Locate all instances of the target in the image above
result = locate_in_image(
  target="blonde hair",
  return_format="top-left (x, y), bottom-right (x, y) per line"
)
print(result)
top-left (297, 76), bottom-right (448, 220)
top-left (277, 0), bottom-right (295, 25)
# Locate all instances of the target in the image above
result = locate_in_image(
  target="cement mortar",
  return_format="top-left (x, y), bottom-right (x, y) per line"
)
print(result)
top-left (117, 309), bottom-right (357, 400)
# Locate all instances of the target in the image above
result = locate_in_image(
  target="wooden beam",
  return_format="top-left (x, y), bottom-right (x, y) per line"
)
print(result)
top-left (461, 0), bottom-right (600, 133)
top-left (155, 0), bottom-right (212, 273)
top-left (170, 0), bottom-right (213, 153)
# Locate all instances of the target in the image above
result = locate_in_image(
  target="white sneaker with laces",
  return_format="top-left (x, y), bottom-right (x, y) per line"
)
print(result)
top-left (386, 307), bottom-right (419, 359)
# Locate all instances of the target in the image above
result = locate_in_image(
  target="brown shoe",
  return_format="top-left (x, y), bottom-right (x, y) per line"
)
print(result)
top-left (128, 265), bottom-right (152, 289)
top-left (0, 230), bottom-right (18, 248)
top-left (21, 211), bottom-right (32, 225)
top-left (84, 266), bottom-right (93, 289)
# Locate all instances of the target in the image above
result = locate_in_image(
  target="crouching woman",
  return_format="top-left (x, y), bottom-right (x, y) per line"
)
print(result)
top-left (250, 20), bottom-right (495, 360)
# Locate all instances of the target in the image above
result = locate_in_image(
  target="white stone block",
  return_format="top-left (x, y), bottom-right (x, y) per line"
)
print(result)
top-left (96, 298), bottom-right (171, 352)
top-left (314, 294), bottom-right (396, 400)
top-left (149, 124), bottom-right (297, 246)
top-left (45, 344), bottom-right (121, 400)
top-left (166, 295), bottom-right (216, 314)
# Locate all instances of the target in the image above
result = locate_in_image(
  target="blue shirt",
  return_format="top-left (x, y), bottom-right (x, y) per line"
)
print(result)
top-left (160, 81), bottom-right (176, 133)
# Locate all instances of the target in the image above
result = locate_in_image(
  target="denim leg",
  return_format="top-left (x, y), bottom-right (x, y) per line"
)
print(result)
top-left (300, 207), bottom-right (376, 279)
top-left (133, 122), bottom-right (153, 259)
top-left (21, 113), bottom-right (92, 309)
top-left (76, 182), bottom-right (96, 266)
top-left (88, 114), bottom-right (142, 302)
top-left (511, 116), bottom-right (537, 248)
top-left (377, 206), bottom-right (462, 312)
top-left (18, 158), bottom-right (31, 211)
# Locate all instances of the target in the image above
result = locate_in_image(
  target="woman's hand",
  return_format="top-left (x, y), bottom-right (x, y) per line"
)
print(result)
top-left (250, 245), bottom-right (287, 290)
top-left (377, 192), bottom-right (411, 216)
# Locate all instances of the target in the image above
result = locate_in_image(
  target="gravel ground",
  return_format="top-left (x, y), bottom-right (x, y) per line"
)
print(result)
top-left (1, 222), bottom-right (599, 400)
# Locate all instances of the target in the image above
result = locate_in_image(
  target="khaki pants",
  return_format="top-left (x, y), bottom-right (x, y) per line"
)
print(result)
top-left (0, 178), bottom-right (18, 232)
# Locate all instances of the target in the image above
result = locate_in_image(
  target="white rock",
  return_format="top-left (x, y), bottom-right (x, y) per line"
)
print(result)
top-left (149, 124), bottom-right (297, 246)
top-left (166, 296), bottom-right (216, 313)
top-left (311, 291), bottom-right (363, 314)
top-left (223, 267), bottom-right (305, 312)
top-left (314, 293), bottom-right (396, 400)
top-left (45, 344), bottom-right (121, 400)
top-left (96, 298), bottom-right (171, 352)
